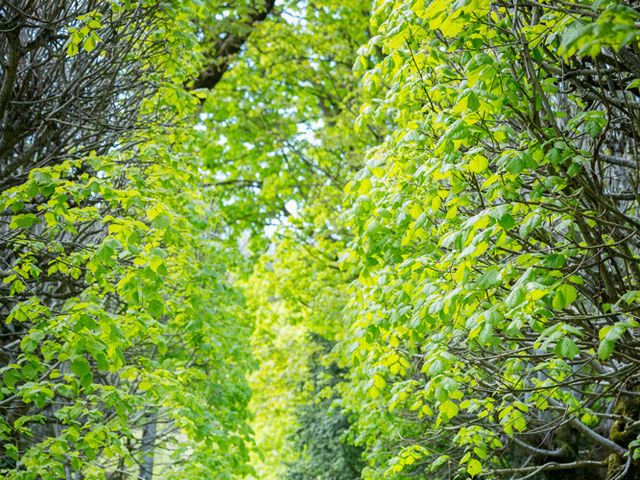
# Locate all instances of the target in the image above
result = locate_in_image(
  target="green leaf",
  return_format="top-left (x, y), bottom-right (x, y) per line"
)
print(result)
top-left (151, 213), bottom-right (171, 229)
top-left (66, 41), bottom-right (79, 57)
top-left (440, 400), bottom-right (459, 419)
top-left (11, 214), bottom-right (40, 228)
top-left (467, 458), bottom-right (482, 477)
top-left (519, 213), bottom-right (542, 239)
top-left (468, 155), bottom-right (488, 173)
top-left (70, 357), bottom-right (92, 386)
top-left (477, 320), bottom-right (493, 344)
top-left (552, 284), bottom-right (577, 310)
top-left (555, 337), bottom-right (579, 359)
top-left (430, 455), bottom-right (449, 472)
top-left (83, 32), bottom-right (101, 52)
top-left (498, 213), bottom-right (515, 230)
top-left (148, 299), bottom-right (164, 318)
top-left (358, 177), bottom-right (372, 195)
top-left (598, 339), bottom-right (615, 360)
top-left (428, 359), bottom-right (445, 376)
top-left (475, 269), bottom-right (500, 289)
top-left (505, 286), bottom-right (526, 308)
top-left (3, 369), bottom-right (22, 389)
top-left (598, 322), bottom-right (631, 360)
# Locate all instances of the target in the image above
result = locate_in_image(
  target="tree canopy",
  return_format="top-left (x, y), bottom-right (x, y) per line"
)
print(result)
top-left (2, 0), bottom-right (640, 479)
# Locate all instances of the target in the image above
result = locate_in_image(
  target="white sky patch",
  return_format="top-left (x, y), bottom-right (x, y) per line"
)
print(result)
top-left (262, 199), bottom-right (299, 239)
top-left (264, 224), bottom-right (278, 238)
top-left (194, 111), bottom-right (213, 131)
top-left (296, 120), bottom-right (323, 146)
top-left (284, 199), bottom-right (298, 217)
top-left (280, 2), bottom-right (307, 27)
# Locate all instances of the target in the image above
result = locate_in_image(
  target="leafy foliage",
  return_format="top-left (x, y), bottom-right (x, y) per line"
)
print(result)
top-left (0, 1), bottom-right (273, 477)
top-left (4, 1), bottom-right (640, 479)
top-left (191, 2), bottom-right (374, 477)
top-left (285, 334), bottom-right (364, 480)
top-left (339, 0), bottom-right (640, 478)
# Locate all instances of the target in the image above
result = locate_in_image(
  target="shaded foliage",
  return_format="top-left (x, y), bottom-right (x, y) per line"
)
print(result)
top-left (0, 0), bottom-right (169, 193)
top-left (285, 334), bottom-right (364, 480)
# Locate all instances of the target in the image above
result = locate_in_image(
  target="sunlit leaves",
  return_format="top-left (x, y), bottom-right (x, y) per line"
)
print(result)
top-left (552, 284), bottom-right (578, 310)
top-left (467, 458), bottom-right (482, 477)
top-left (339, 0), bottom-right (640, 478)
top-left (1, 1), bottom-right (257, 477)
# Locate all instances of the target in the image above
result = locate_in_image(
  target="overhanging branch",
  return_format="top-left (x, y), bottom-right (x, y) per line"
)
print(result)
top-left (192, 0), bottom-right (276, 90)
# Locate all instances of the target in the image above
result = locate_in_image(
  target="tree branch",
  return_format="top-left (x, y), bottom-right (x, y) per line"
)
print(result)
top-left (192, 0), bottom-right (276, 90)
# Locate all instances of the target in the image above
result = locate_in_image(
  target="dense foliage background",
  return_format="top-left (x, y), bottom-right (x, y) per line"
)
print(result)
top-left (2, 0), bottom-right (640, 479)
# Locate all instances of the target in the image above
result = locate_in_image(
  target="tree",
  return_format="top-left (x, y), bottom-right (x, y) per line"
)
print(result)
top-left (5, 1), bottom-right (640, 479)
top-left (191, 0), bottom-right (376, 476)
top-left (340, 0), bottom-right (640, 478)
top-left (0, 1), bottom-right (274, 478)
top-left (285, 333), bottom-right (364, 480)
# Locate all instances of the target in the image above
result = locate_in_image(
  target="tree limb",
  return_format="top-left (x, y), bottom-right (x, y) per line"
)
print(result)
top-left (192, 0), bottom-right (276, 90)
